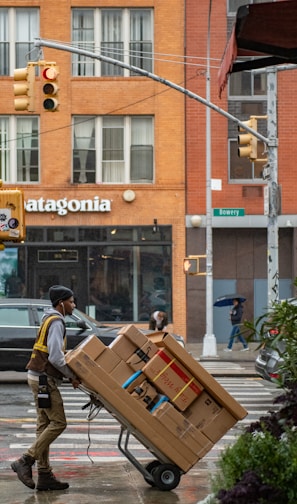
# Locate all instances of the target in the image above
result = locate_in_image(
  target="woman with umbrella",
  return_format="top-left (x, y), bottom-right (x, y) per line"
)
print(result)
top-left (224, 298), bottom-right (249, 352)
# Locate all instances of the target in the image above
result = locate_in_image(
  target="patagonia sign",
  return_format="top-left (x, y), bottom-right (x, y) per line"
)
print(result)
top-left (25, 196), bottom-right (111, 216)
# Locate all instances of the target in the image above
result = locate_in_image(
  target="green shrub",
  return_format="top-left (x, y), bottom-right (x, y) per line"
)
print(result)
top-left (211, 384), bottom-right (297, 503)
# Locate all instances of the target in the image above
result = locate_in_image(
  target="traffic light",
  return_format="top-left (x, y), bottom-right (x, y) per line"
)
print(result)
top-left (42, 64), bottom-right (59, 111)
top-left (238, 116), bottom-right (257, 161)
top-left (13, 63), bottom-right (35, 112)
top-left (183, 255), bottom-right (206, 276)
top-left (0, 188), bottom-right (26, 244)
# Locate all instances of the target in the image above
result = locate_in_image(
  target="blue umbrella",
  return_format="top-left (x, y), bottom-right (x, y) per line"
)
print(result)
top-left (214, 294), bottom-right (246, 307)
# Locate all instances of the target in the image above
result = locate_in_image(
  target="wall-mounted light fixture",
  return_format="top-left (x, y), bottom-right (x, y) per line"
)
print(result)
top-left (122, 189), bottom-right (136, 202)
top-left (190, 215), bottom-right (202, 227)
top-left (152, 218), bottom-right (159, 233)
top-left (111, 228), bottom-right (117, 235)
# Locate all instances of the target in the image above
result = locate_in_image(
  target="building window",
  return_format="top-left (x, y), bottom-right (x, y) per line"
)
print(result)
top-left (0, 8), bottom-right (39, 75)
top-left (73, 116), bottom-right (154, 184)
top-left (0, 116), bottom-right (39, 183)
top-left (229, 139), bottom-right (266, 181)
top-left (72, 8), bottom-right (153, 77)
top-left (23, 225), bottom-right (172, 323)
top-left (17, 118), bottom-right (39, 182)
top-left (0, 117), bottom-right (9, 180)
top-left (229, 61), bottom-right (267, 98)
top-left (228, 0), bottom-right (269, 15)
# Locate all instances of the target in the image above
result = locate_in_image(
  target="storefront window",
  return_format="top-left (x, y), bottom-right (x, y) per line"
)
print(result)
top-left (89, 243), bottom-right (171, 322)
top-left (16, 226), bottom-right (172, 323)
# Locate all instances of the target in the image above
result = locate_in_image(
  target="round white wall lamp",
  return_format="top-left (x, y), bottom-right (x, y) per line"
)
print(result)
top-left (122, 189), bottom-right (136, 202)
top-left (190, 215), bottom-right (202, 227)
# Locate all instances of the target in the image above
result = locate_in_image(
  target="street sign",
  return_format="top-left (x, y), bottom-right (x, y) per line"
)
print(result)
top-left (213, 208), bottom-right (245, 217)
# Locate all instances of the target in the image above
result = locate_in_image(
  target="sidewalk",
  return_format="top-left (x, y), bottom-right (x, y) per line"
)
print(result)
top-left (186, 341), bottom-right (259, 377)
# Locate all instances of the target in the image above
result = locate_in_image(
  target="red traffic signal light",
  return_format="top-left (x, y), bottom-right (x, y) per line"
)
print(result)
top-left (42, 64), bottom-right (59, 111)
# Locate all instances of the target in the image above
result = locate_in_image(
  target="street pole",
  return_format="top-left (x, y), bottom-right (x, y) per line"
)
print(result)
top-left (266, 68), bottom-right (279, 307)
top-left (202, 1), bottom-right (217, 357)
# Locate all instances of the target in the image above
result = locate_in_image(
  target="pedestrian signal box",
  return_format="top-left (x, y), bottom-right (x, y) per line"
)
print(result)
top-left (0, 189), bottom-right (26, 243)
top-left (183, 255), bottom-right (206, 276)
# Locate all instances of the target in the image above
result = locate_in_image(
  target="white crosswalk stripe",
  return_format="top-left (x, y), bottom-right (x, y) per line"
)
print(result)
top-left (8, 378), bottom-right (280, 464)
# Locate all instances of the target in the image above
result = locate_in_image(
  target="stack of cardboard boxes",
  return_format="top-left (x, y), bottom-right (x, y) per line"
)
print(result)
top-left (66, 325), bottom-right (247, 473)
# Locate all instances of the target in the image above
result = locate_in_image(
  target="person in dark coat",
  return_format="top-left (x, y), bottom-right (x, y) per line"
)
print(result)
top-left (224, 298), bottom-right (249, 351)
top-left (149, 311), bottom-right (168, 331)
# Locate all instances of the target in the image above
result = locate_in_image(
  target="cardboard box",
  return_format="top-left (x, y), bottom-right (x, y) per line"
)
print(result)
top-left (184, 391), bottom-right (221, 428)
top-left (117, 324), bottom-right (148, 347)
top-left (68, 334), bottom-right (106, 361)
top-left (110, 360), bottom-right (135, 386)
top-left (148, 332), bottom-right (247, 421)
top-left (95, 347), bottom-right (121, 373)
top-left (123, 371), bottom-right (145, 393)
top-left (127, 339), bottom-right (159, 371)
top-left (153, 402), bottom-right (213, 458)
top-left (109, 334), bottom-right (138, 361)
top-left (142, 348), bottom-right (203, 411)
top-left (131, 379), bottom-right (159, 409)
top-left (201, 409), bottom-right (237, 444)
top-left (65, 348), bottom-right (200, 471)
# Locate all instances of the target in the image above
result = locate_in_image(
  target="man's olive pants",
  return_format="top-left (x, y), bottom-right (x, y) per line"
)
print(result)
top-left (26, 377), bottom-right (67, 472)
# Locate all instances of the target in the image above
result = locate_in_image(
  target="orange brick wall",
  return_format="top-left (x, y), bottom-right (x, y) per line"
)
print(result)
top-left (185, 1), bottom-right (297, 218)
top-left (1, 0), bottom-right (187, 338)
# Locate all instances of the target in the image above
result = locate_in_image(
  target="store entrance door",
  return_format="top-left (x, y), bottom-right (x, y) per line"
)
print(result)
top-left (27, 247), bottom-right (88, 311)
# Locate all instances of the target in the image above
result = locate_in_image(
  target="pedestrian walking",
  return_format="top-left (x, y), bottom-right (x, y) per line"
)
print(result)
top-left (11, 285), bottom-right (81, 491)
top-left (224, 298), bottom-right (249, 352)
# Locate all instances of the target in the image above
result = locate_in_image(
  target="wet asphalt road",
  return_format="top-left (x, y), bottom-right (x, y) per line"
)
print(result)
top-left (1, 461), bottom-right (213, 504)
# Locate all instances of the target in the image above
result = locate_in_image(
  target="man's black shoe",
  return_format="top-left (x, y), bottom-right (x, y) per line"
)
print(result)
top-left (11, 455), bottom-right (35, 489)
top-left (37, 471), bottom-right (69, 491)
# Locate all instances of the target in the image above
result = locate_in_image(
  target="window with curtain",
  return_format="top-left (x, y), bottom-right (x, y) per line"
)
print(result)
top-left (72, 8), bottom-right (153, 77)
top-left (73, 117), bottom-right (96, 183)
top-left (0, 8), bottom-right (39, 75)
top-left (131, 117), bottom-right (153, 182)
top-left (72, 115), bottom-right (154, 184)
top-left (17, 117), bottom-right (39, 182)
top-left (102, 117), bottom-right (125, 182)
top-left (0, 9), bottom-right (8, 76)
top-left (0, 118), bottom-right (9, 180)
top-left (101, 10), bottom-right (123, 76)
top-left (72, 9), bottom-right (95, 76)
top-left (130, 10), bottom-right (152, 74)
top-left (15, 9), bottom-right (39, 68)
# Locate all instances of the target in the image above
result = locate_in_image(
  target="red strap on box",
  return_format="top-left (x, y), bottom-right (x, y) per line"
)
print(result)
top-left (156, 350), bottom-right (202, 396)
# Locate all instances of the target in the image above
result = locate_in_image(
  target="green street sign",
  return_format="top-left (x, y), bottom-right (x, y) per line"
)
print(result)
top-left (213, 208), bottom-right (245, 217)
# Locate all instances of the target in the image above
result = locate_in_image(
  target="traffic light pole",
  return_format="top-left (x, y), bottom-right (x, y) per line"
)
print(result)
top-left (33, 37), bottom-right (272, 338)
top-left (266, 68), bottom-right (279, 308)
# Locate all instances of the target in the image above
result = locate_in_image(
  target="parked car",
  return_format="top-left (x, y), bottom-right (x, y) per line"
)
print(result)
top-left (255, 328), bottom-right (285, 381)
top-left (255, 298), bottom-right (297, 381)
top-left (0, 298), bottom-right (185, 372)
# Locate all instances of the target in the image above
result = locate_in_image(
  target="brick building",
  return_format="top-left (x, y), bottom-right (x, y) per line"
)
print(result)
top-left (1, 0), bottom-right (295, 345)
top-left (0, 1), bottom-right (186, 337)
top-left (185, 0), bottom-right (297, 342)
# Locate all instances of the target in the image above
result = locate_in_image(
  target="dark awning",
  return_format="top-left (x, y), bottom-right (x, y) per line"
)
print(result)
top-left (218, 0), bottom-right (297, 97)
